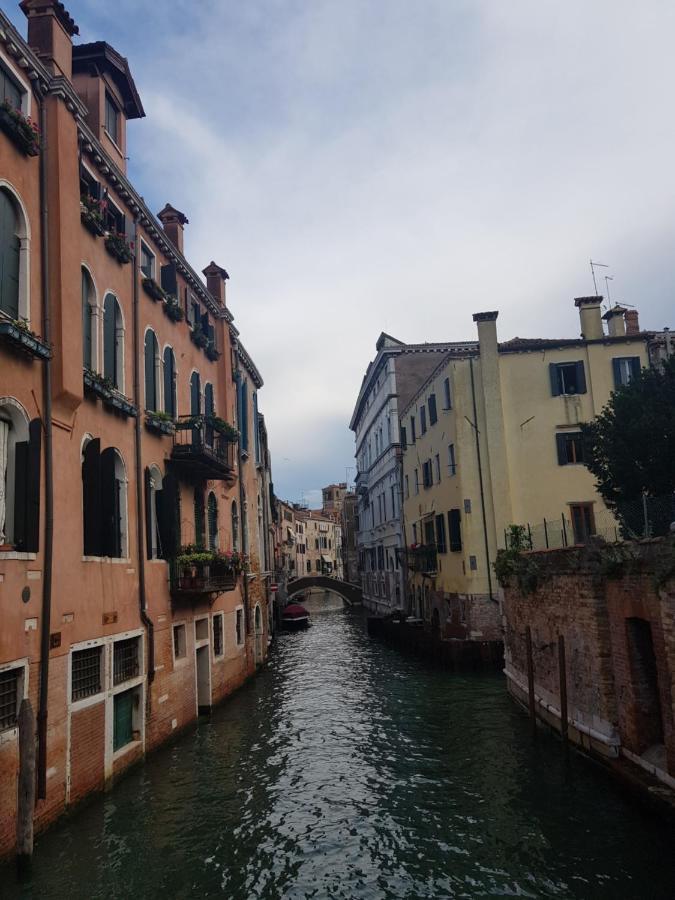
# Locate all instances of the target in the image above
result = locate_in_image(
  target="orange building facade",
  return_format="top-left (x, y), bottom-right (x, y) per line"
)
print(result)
top-left (0, 1), bottom-right (273, 857)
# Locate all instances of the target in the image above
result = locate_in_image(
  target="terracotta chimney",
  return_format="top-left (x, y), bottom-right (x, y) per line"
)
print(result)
top-left (157, 204), bottom-right (188, 255)
top-left (203, 261), bottom-right (229, 307)
top-left (624, 309), bottom-right (640, 335)
top-left (602, 304), bottom-right (627, 338)
top-left (574, 296), bottom-right (603, 340)
top-left (20, 0), bottom-right (79, 79)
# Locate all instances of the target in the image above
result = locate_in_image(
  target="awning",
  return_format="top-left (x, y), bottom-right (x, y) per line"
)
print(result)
top-left (321, 555), bottom-right (332, 564)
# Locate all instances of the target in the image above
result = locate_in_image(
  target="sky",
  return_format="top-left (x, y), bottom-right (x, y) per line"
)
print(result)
top-left (7, 1), bottom-right (675, 508)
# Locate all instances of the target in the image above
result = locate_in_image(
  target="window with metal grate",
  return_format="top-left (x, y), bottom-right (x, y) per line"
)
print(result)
top-left (113, 638), bottom-right (140, 686)
top-left (71, 647), bottom-right (102, 701)
top-left (0, 668), bottom-right (20, 731)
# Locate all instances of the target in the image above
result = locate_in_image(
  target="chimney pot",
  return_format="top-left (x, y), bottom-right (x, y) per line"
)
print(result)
top-left (624, 309), bottom-right (640, 335)
top-left (202, 261), bottom-right (229, 306)
top-left (157, 203), bottom-right (188, 255)
top-left (574, 295), bottom-right (603, 340)
top-left (602, 304), bottom-right (627, 338)
top-left (20, 0), bottom-right (79, 78)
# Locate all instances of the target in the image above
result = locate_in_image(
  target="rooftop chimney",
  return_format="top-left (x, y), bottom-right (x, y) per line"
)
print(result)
top-left (473, 310), bottom-right (499, 357)
top-left (602, 304), bottom-right (627, 338)
top-left (574, 296), bottom-right (603, 341)
top-left (624, 309), bottom-right (640, 335)
top-left (20, 0), bottom-right (79, 79)
top-left (202, 261), bottom-right (229, 307)
top-left (157, 204), bottom-right (188, 255)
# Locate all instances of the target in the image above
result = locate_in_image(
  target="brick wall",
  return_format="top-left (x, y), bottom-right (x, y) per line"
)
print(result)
top-left (503, 539), bottom-right (675, 780)
top-left (69, 702), bottom-right (105, 805)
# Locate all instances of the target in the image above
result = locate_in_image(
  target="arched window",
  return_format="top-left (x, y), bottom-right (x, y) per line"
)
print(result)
top-left (0, 398), bottom-right (40, 551)
top-left (81, 267), bottom-right (96, 370)
top-left (144, 465), bottom-right (163, 559)
top-left (103, 293), bottom-right (124, 391)
top-left (194, 487), bottom-right (205, 548)
top-left (231, 500), bottom-right (239, 551)
top-left (238, 379), bottom-right (249, 452)
top-left (207, 491), bottom-right (218, 551)
top-left (190, 371), bottom-right (201, 415)
top-left (0, 186), bottom-right (29, 322)
top-left (204, 382), bottom-right (214, 446)
top-left (82, 441), bottom-right (127, 558)
top-left (163, 347), bottom-right (176, 419)
top-left (241, 493), bottom-right (249, 554)
top-left (144, 328), bottom-right (160, 412)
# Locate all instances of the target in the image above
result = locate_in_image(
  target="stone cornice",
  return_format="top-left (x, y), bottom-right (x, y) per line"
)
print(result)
top-left (236, 342), bottom-right (263, 388)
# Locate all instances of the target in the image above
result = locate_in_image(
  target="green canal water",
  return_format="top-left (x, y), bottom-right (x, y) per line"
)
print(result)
top-left (4, 606), bottom-right (675, 899)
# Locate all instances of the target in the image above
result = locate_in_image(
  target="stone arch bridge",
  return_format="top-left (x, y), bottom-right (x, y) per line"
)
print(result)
top-left (286, 576), bottom-right (362, 607)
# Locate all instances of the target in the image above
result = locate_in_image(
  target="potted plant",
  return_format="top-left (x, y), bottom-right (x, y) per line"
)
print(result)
top-left (163, 295), bottom-right (184, 322)
top-left (83, 368), bottom-right (114, 401)
top-left (0, 315), bottom-right (51, 360)
top-left (0, 99), bottom-right (39, 156)
top-left (205, 341), bottom-right (221, 361)
top-left (104, 230), bottom-right (134, 264)
top-left (142, 277), bottom-right (167, 302)
top-left (80, 194), bottom-right (106, 236)
top-left (145, 409), bottom-right (176, 436)
top-left (190, 322), bottom-right (209, 349)
top-left (207, 415), bottom-right (239, 442)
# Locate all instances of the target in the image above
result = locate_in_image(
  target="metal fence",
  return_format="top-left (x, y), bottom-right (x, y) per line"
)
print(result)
top-left (504, 494), bottom-right (675, 551)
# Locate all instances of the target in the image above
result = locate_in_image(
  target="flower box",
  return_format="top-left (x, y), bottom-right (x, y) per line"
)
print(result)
top-left (190, 325), bottom-right (209, 349)
top-left (145, 412), bottom-right (175, 436)
top-left (104, 391), bottom-right (138, 417)
top-left (142, 278), bottom-right (167, 302)
top-left (83, 368), bottom-right (113, 401)
top-left (0, 103), bottom-right (39, 156)
top-left (0, 318), bottom-right (51, 360)
top-left (163, 297), bottom-right (184, 322)
top-left (205, 342), bottom-right (221, 361)
top-left (80, 201), bottom-right (106, 237)
top-left (104, 232), bottom-right (133, 265)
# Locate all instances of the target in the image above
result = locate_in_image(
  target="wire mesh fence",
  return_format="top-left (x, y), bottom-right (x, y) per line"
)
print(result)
top-left (504, 494), bottom-right (675, 551)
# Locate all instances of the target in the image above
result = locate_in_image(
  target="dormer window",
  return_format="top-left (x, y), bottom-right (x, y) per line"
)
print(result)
top-left (105, 92), bottom-right (119, 144)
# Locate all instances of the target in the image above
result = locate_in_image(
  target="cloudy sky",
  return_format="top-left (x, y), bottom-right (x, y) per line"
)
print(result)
top-left (9, 1), bottom-right (675, 506)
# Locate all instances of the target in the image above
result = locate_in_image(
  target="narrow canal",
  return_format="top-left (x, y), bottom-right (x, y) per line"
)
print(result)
top-left (5, 606), bottom-right (675, 899)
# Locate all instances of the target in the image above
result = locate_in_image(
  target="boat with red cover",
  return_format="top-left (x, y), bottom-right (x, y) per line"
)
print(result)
top-left (281, 601), bottom-right (310, 629)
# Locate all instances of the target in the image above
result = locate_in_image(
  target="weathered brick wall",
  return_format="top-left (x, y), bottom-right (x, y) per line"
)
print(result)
top-left (69, 702), bottom-right (105, 805)
top-left (435, 591), bottom-right (503, 642)
top-left (503, 540), bottom-right (675, 775)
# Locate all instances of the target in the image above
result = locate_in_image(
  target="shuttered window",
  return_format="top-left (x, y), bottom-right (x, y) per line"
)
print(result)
top-left (101, 448), bottom-right (123, 558)
top-left (163, 347), bottom-right (176, 418)
top-left (194, 488), bottom-right (205, 548)
top-left (144, 329), bottom-right (158, 411)
top-left (549, 361), bottom-right (587, 396)
top-left (103, 294), bottom-right (123, 390)
top-left (190, 371), bottom-right (201, 415)
top-left (160, 263), bottom-right (177, 299)
top-left (612, 357), bottom-right (641, 388)
top-left (410, 415), bottom-right (416, 443)
top-left (82, 268), bottom-right (94, 369)
top-left (428, 394), bottom-right (437, 425)
top-left (556, 431), bottom-right (585, 465)
top-left (448, 509), bottom-right (462, 552)
top-left (443, 377), bottom-right (452, 409)
top-left (422, 459), bottom-right (433, 489)
top-left (207, 491), bottom-right (218, 551)
top-left (400, 425), bottom-right (407, 449)
top-left (420, 405), bottom-right (427, 434)
top-left (435, 514), bottom-right (447, 553)
top-left (12, 418), bottom-right (41, 553)
top-left (0, 65), bottom-right (22, 109)
top-left (0, 188), bottom-right (20, 320)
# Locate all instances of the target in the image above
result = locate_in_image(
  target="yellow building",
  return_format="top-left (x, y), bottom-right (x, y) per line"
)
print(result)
top-left (400, 297), bottom-right (653, 639)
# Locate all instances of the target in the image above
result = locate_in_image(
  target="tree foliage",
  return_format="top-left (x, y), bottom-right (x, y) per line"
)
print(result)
top-left (581, 355), bottom-right (675, 515)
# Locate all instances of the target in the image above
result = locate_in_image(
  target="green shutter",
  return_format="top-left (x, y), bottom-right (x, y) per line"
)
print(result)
top-left (630, 357), bottom-right (641, 380)
top-left (0, 190), bottom-right (20, 320)
top-left (82, 439), bottom-right (102, 556)
top-left (82, 273), bottom-right (92, 369)
top-left (549, 363), bottom-right (561, 397)
top-left (612, 358), bottom-right (621, 389)
top-left (448, 509), bottom-right (462, 552)
top-left (556, 433), bottom-right (567, 465)
top-left (103, 296), bottom-right (117, 385)
top-left (113, 690), bottom-right (134, 751)
top-left (144, 331), bottom-right (156, 411)
top-left (575, 361), bottom-right (587, 394)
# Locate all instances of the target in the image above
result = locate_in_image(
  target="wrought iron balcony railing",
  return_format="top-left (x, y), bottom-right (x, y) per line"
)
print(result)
top-left (169, 557), bottom-right (238, 599)
top-left (171, 415), bottom-right (237, 480)
top-left (398, 544), bottom-right (438, 574)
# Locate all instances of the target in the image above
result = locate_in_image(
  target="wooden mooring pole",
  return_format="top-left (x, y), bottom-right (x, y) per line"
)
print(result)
top-left (16, 698), bottom-right (36, 871)
top-left (558, 634), bottom-right (569, 758)
top-left (525, 626), bottom-right (536, 738)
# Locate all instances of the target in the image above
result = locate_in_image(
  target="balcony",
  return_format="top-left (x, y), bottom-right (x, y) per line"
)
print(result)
top-left (399, 544), bottom-right (438, 574)
top-left (170, 550), bottom-right (241, 600)
top-left (171, 415), bottom-right (237, 481)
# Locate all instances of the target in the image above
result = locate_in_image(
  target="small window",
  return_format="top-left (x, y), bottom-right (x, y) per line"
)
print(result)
top-left (469, 555), bottom-right (478, 571)
top-left (1, 65), bottom-right (23, 111)
top-left (443, 377), bottom-right (452, 410)
top-left (414, 468), bottom-right (419, 495)
top-left (400, 425), bottom-right (407, 449)
top-left (556, 432), bottom-right (585, 465)
top-left (612, 357), bottom-right (641, 388)
top-left (173, 624), bottom-right (186, 660)
top-left (307, 560), bottom-right (311, 572)
top-left (428, 394), bottom-right (437, 425)
top-left (570, 503), bottom-right (595, 544)
top-left (235, 608), bottom-right (244, 646)
top-left (410, 415), bottom-right (416, 443)
top-left (113, 637), bottom-right (140, 685)
top-left (464, 498), bottom-right (472, 514)
top-left (213, 613), bottom-right (224, 658)
top-left (550, 361), bottom-right (586, 396)
top-left (422, 460), bottom-right (433, 489)
top-left (448, 444), bottom-right (456, 476)
top-left (195, 617), bottom-right (209, 641)
top-left (105, 92), bottom-right (120, 144)
top-left (420, 405), bottom-right (427, 434)
top-left (140, 244), bottom-right (154, 279)
top-left (448, 509), bottom-right (462, 552)
top-left (71, 646), bottom-right (103, 701)
top-left (0, 666), bottom-right (23, 731)
top-left (434, 454), bottom-right (441, 483)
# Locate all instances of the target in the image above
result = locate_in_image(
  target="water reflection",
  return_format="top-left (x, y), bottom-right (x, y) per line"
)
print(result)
top-left (4, 608), bottom-right (675, 899)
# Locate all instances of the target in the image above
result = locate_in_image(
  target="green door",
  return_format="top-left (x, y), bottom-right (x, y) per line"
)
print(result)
top-left (113, 689), bottom-right (134, 751)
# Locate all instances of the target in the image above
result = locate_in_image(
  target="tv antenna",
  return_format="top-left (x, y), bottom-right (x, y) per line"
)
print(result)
top-left (590, 259), bottom-right (608, 295)
top-left (604, 275), bottom-right (613, 307)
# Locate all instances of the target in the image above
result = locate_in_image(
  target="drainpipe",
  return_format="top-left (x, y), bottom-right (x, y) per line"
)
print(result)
top-left (36, 86), bottom-right (53, 801)
top-left (469, 356), bottom-right (494, 602)
top-left (233, 357), bottom-right (251, 637)
top-left (132, 216), bottom-right (154, 684)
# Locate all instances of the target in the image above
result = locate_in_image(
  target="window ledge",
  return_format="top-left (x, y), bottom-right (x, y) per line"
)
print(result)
top-left (82, 556), bottom-right (132, 564)
top-left (0, 551), bottom-right (37, 561)
top-left (113, 738), bottom-right (143, 762)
